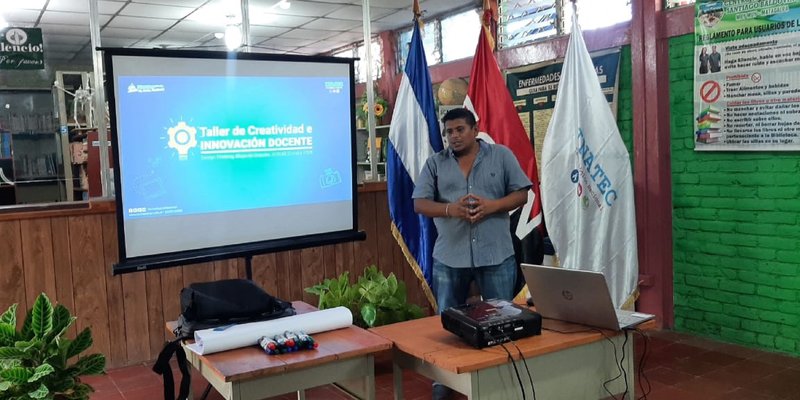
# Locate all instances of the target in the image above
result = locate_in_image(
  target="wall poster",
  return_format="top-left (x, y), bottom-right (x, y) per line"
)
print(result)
top-left (0, 28), bottom-right (44, 70)
top-left (695, 0), bottom-right (800, 151)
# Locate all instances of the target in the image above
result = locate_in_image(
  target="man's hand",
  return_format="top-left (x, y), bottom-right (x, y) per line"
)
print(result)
top-left (463, 194), bottom-right (496, 224)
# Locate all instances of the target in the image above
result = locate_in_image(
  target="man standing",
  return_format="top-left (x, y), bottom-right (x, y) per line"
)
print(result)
top-left (413, 107), bottom-right (530, 399)
top-left (710, 45), bottom-right (722, 73)
top-left (413, 106), bottom-right (531, 314)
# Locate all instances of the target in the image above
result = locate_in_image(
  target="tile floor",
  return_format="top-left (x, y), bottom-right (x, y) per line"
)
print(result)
top-left (84, 329), bottom-right (800, 400)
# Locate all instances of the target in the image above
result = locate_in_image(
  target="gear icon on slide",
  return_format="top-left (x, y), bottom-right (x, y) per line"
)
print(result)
top-left (167, 121), bottom-right (197, 159)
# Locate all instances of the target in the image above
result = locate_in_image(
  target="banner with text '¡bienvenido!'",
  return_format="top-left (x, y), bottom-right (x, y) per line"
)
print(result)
top-left (694, 0), bottom-right (800, 151)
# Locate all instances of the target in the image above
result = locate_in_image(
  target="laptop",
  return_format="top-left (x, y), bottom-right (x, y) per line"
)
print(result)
top-left (521, 264), bottom-right (655, 331)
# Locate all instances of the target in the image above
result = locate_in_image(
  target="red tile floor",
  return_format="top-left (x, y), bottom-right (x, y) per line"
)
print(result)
top-left (84, 330), bottom-right (800, 400)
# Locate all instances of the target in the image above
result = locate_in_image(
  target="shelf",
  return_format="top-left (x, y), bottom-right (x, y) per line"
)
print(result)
top-left (356, 125), bottom-right (390, 131)
top-left (11, 134), bottom-right (56, 140)
top-left (15, 175), bottom-right (61, 182)
top-left (69, 131), bottom-right (88, 142)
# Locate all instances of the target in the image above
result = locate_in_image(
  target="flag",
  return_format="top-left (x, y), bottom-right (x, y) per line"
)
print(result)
top-left (387, 11), bottom-right (443, 311)
top-left (541, 13), bottom-right (639, 309)
top-left (464, 2), bottom-right (545, 294)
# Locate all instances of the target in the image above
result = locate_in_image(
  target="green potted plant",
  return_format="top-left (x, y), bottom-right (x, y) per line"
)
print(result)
top-left (0, 293), bottom-right (106, 399)
top-left (305, 265), bottom-right (424, 328)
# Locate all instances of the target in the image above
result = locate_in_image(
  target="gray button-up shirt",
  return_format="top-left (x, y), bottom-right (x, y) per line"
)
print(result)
top-left (412, 140), bottom-right (532, 268)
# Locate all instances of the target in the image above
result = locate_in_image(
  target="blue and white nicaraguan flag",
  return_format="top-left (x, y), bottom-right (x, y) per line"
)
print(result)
top-left (541, 13), bottom-right (639, 309)
top-left (387, 8), bottom-right (443, 310)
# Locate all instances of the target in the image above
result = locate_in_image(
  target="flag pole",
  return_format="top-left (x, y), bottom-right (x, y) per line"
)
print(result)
top-left (362, 0), bottom-right (379, 181)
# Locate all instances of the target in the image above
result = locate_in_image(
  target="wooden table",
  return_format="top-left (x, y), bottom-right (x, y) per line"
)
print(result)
top-left (167, 301), bottom-right (392, 400)
top-left (371, 315), bottom-right (652, 400)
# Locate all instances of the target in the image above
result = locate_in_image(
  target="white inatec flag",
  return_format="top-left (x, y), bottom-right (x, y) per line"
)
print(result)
top-left (541, 13), bottom-right (639, 309)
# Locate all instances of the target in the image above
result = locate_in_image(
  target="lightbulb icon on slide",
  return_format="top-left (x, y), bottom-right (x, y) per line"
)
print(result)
top-left (167, 121), bottom-right (198, 159)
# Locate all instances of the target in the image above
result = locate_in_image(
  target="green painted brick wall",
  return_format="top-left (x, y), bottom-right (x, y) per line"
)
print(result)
top-left (669, 34), bottom-right (800, 355)
top-left (617, 45), bottom-right (634, 154)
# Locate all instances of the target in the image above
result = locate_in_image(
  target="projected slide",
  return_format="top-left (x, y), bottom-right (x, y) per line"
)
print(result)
top-left (107, 50), bottom-right (360, 271)
top-left (116, 75), bottom-right (352, 220)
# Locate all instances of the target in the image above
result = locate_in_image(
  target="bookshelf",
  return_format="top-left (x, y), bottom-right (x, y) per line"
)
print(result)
top-left (10, 132), bottom-right (66, 204)
top-left (54, 70), bottom-right (93, 201)
top-left (0, 132), bottom-right (13, 205)
top-left (356, 125), bottom-right (389, 183)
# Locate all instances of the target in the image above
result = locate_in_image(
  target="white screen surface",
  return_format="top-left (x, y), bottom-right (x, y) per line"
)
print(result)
top-left (106, 50), bottom-right (358, 272)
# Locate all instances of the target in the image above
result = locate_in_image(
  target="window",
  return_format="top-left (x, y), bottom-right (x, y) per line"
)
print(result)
top-left (357, 39), bottom-right (383, 83)
top-left (396, 20), bottom-right (440, 71)
top-left (498, 0), bottom-right (635, 49)
top-left (332, 39), bottom-right (383, 83)
top-left (441, 9), bottom-right (481, 62)
top-left (498, 0), bottom-right (558, 49)
top-left (666, 0), bottom-right (694, 9)
top-left (562, 0), bottom-right (632, 33)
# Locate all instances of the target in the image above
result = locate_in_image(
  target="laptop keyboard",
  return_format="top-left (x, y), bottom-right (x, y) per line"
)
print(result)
top-left (616, 311), bottom-right (641, 327)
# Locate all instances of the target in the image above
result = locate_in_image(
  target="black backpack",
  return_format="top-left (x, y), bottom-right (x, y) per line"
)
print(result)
top-left (153, 279), bottom-right (295, 400)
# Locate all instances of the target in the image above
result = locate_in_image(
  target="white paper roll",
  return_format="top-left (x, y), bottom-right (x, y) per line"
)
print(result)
top-left (186, 306), bottom-right (353, 355)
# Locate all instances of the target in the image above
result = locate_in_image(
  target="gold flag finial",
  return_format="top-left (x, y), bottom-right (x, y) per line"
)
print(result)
top-left (413, 0), bottom-right (424, 30)
top-left (481, 0), bottom-right (498, 50)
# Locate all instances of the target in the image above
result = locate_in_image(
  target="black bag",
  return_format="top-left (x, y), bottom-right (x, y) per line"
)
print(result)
top-left (174, 279), bottom-right (295, 337)
top-left (154, 279), bottom-right (295, 400)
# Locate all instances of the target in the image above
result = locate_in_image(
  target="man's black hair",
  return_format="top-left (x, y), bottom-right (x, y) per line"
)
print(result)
top-left (441, 107), bottom-right (477, 127)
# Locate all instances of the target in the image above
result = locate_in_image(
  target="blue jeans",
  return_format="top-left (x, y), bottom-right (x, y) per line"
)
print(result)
top-left (432, 255), bottom-right (517, 313)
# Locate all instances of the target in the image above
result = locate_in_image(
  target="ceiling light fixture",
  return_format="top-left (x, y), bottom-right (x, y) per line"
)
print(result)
top-left (225, 23), bottom-right (242, 50)
top-left (277, 0), bottom-right (291, 10)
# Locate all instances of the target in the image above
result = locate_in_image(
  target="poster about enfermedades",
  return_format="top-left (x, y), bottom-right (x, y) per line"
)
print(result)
top-left (505, 49), bottom-right (620, 175)
top-left (694, 0), bottom-right (800, 151)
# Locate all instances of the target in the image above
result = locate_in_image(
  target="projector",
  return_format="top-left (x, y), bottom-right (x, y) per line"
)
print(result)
top-left (441, 299), bottom-right (542, 349)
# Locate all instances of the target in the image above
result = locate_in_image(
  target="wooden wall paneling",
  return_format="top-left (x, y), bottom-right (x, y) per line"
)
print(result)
top-left (284, 250), bottom-right (305, 301)
top-left (308, 245), bottom-right (337, 308)
top-left (385, 210), bottom-right (432, 314)
top-left (100, 214), bottom-right (127, 367)
top-left (392, 230), bottom-right (422, 311)
top-left (251, 253), bottom-right (278, 295)
top-left (1, 188), bottom-right (416, 368)
top-left (373, 193), bottom-right (396, 278)
top-left (182, 262), bottom-right (215, 287)
top-left (391, 232), bottom-right (408, 300)
top-left (50, 217), bottom-right (77, 337)
top-left (299, 246), bottom-right (324, 305)
top-left (121, 271), bottom-right (150, 364)
top-left (354, 191), bottom-right (378, 273)
top-left (213, 258), bottom-right (243, 281)
top-left (67, 215), bottom-right (111, 359)
top-left (0, 220), bottom-right (25, 325)
top-left (272, 252), bottom-right (292, 300)
top-left (159, 267), bottom-right (184, 326)
top-left (236, 257), bottom-right (247, 279)
top-left (333, 241), bottom-right (354, 282)
top-left (144, 269), bottom-right (164, 360)
top-left (19, 218), bottom-right (57, 308)
top-left (322, 245), bottom-right (337, 280)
